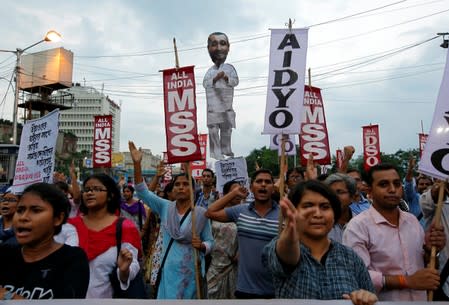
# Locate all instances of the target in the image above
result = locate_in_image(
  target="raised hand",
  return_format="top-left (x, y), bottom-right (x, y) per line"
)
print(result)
top-left (128, 141), bottom-right (143, 163)
top-left (117, 248), bottom-right (133, 283)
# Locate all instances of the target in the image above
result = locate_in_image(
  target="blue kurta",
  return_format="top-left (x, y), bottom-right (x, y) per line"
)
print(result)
top-left (135, 182), bottom-right (213, 299)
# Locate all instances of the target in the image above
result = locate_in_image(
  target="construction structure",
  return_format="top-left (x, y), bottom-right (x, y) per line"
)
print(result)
top-left (54, 84), bottom-right (121, 153)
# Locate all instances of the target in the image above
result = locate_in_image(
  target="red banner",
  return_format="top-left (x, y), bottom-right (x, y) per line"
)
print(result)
top-left (93, 115), bottom-right (112, 168)
top-left (191, 134), bottom-right (208, 178)
top-left (299, 86), bottom-right (331, 166)
top-left (362, 125), bottom-right (381, 172)
top-left (336, 149), bottom-right (343, 170)
top-left (162, 66), bottom-right (201, 164)
top-left (419, 133), bottom-right (428, 158)
top-left (161, 152), bottom-right (173, 187)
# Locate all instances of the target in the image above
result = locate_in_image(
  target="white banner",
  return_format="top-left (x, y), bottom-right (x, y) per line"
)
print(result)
top-left (12, 109), bottom-right (59, 194)
top-left (263, 28), bottom-right (308, 135)
top-left (419, 49), bottom-right (449, 180)
top-left (269, 134), bottom-right (296, 156)
top-left (214, 157), bottom-right (250, 195)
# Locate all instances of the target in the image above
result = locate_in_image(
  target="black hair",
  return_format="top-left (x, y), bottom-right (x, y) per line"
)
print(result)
top-left (54, 181), bottom-right (69, 193)
top-left (223, 180), bottom-right (241, 195)
top-left (202, 168), bottom-right (215, 178)
top-left (288, 180), bottom-right (341, 223)
top-left (163, 182), bottom-right (174, 200)
top-left (207, 32), bottom-right (229, 47)
top-left (347, 168), bottom-right (360, 175)
top-left (171, 173), bottom-right (195, 190)
top-left (123, 185), bottom-right (135, 193)
top-left (286, 167), bottom-right (305, 184)
top-left (80, 174), bottom-right (121, 214)
top-left (416, 175), bottom-right (433, 185)
top-left (22, 183), bottom-right (70, 235)
top-left (366, 163), bottom-right (399, 186)
top-left (251, 169), bottom-right (273, 184)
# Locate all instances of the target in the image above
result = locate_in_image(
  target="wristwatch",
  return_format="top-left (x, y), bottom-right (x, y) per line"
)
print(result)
top-left (3, 290), bottom-right (14, 300)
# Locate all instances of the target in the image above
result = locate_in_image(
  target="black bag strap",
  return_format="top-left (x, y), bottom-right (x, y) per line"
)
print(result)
top-left (115, 217), bottom-right (126, 258)
top-left (137, 201), bottom-right (143, 231)
top-left (155, 208), bottom-right (191, 289)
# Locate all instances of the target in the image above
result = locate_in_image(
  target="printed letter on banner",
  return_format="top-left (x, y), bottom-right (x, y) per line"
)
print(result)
top-left (93, 115), bottom-right (112, 168)
top-left (419, 133), bottom-right (428, 158)
top-left (163, 66), bottom-right (201, 164)
top-left (419, 49), bottom-right (449, 179)
top-left (263, 28), bottom-right (308, 135)
top-left (161, 152), bottom-right (173, 187)
top-left (270, 134), bottom-right (297, 156)
top-left (300, 86), bottom-right (331, 166)
top-left (362, 125), bottom-right (381, 172)
top-left (12, 109), bottom-right (59, 194)
top-left (191, 134), bottom-right (208, 178)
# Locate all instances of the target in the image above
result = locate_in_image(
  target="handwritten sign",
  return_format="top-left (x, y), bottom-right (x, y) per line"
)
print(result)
top-left (214, 157), bottom-right (249, 195)
top-left (11, 109), bottom-right (59, 194)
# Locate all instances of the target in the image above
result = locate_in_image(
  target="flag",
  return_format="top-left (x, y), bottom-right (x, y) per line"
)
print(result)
top-left (162, 66), bottom-right (202, 163)
top-left (263, 28), bottom-right (308, 135)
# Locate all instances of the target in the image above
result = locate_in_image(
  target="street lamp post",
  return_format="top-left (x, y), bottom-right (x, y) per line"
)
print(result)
top-left (0, 30), bottom-right (61, 183)
top-left (0, 30), bottom-right (62, 145)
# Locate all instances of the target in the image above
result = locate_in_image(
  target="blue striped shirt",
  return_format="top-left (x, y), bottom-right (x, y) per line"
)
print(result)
top-left (225, 201), bottom-right (279, 296)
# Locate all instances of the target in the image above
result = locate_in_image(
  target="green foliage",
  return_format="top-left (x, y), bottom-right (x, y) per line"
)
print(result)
top-left (245, 145), bottom-right (420, 181)
top-left (245, 146), bottom-right (280, 178)
top-left (331, 148), bottom-right (420, 180)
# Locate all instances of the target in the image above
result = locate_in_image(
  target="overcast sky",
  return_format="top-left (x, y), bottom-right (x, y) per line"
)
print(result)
top-left (0, 0), bottom-right (448, 162)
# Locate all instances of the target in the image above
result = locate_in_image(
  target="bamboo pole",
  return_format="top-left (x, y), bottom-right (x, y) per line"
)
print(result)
top-left (185, 162), bottom-right (203, 299)
top-left (278, 134), bottom-right (287, 234)
top-left (427, 180), bottom-right (447, 301)
top-left (173, 38), bottom-right (202, 299)
top-left (173, 38), bottom-right (180, 69)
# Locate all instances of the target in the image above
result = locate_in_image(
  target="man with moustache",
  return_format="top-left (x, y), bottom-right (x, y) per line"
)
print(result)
top-left (203, 32), bottom-right (239, 160)
top-left (343, 163), bottom-right (445, 301)
top-left (206, 169), bottom-right (279, 298)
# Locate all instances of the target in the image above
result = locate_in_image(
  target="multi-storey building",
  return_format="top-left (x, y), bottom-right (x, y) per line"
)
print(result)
top-left (55, 84), bottom-right (121, 153)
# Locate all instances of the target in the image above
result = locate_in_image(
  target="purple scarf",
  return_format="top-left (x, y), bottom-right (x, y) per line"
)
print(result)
top-left (120, 200), bottom-right (146, 217)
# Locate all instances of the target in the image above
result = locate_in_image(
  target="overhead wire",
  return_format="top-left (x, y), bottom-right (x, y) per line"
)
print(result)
top-left (0, 71), bottom-right (14, 118)
top-left (308, 0), bottom-right (408, 27)
top-left (311, 8), bottom-right (449, 47)
top-left (313, 35), bottom-right (440, 80)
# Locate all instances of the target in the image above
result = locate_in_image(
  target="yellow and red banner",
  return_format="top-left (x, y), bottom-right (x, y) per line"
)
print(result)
top-left (362, 124), bottom-right (381, 172)
top-left (162, 66), bottom-right (201, 164)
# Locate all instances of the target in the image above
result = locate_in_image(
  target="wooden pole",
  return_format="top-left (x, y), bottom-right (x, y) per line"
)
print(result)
top-left (173, 39), bottom-right (201, 299)
top-left (427, 180), bottom-right (447, 301)
top-left (278, 134), bottom-right (287, 234)
top-left (173, 38), bottom-right (180, 69)
top-left (185, 162), bottom-right (203, 299)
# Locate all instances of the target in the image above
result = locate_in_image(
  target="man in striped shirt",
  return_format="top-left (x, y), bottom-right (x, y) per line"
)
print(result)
top-left (206, 169), bottom-right (279, 298)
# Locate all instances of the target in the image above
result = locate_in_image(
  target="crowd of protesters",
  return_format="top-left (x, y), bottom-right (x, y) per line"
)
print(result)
top-left (0, 143), bottom-right (448, 304)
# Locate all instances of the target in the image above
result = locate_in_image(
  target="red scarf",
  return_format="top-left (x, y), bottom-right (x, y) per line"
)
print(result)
top-left (69, 216), bottom-right (142, 261)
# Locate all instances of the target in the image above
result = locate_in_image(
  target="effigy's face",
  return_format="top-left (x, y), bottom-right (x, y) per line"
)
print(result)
top-left (208, 34), bottom-right (229, 64)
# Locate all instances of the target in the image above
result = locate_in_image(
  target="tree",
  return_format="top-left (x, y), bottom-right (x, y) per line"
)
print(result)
top-left (330, 148), bottom-right (420, 180)
top-left (245, 146), bottom-right (280, 178)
